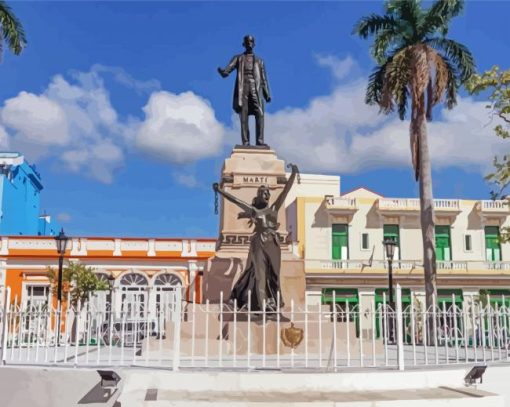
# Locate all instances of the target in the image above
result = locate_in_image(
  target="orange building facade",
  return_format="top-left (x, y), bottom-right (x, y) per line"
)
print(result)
top-left (0, 235), bottom-right (216, 312)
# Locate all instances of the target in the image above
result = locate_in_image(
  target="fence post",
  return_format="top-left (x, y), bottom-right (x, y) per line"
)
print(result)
top-left (1, 286), bottom-right (11, 365)
top-left (172, 285), bottom-right (182, 371)
top-left (396, 284), bottom-right (405, 371)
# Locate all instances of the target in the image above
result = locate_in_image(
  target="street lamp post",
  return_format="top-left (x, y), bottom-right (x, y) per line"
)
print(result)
top-left (55, 228), bottom-right (70, 345)
top-left (383, 238), bottom-right (397, 343)
top-left (107, 274), bottom-right (115, 343)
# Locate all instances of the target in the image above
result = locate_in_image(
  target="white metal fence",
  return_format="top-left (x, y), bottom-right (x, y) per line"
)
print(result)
top-left (1, 284), bottom-right (509, 371)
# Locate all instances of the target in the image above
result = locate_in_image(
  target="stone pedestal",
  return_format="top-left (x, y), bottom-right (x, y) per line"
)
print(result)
top-left (203, 147), bottom-right (305, 306)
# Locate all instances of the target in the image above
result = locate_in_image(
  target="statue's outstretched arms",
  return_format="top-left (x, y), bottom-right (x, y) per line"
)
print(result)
top-left (272, 164), bottom-right (299, 211)
top-left (213, 183), bottom-right (253, 213)
top-left (217, 55), bottom-right (238, 78)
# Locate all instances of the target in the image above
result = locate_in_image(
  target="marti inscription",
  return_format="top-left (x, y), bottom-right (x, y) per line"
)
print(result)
top-left (243, 176), bottom-right (268, 184)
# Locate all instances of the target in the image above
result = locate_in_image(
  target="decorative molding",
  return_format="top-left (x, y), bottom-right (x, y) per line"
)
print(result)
top-left (181, 239), bottom-right (197, 257)
top-left (113, 239), bottom-right (122, 256)
top-left (221, 233), bottom-right (286, 246)
top-left (0, 237), bottom-right (8, 255)
top-left (148, 239), bottom-right (156, 257)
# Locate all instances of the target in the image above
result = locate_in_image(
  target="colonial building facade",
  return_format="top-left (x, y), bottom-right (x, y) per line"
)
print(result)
top-left (285, 173), bottom-right (510, 311)
top-left (0, 236), bottom-right (215, 313)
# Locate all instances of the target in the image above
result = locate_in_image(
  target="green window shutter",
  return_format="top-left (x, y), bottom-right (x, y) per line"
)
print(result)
top-left (485, 226), bottom-right (501, 261)
top-left (437, 289), bottom-right (463, 304)
top-left (321, 288), bottom-right (358, 304)
top-left (332, 224), bottom-right (348, 260)
top-left (435, 226), bottom-right (452, 261)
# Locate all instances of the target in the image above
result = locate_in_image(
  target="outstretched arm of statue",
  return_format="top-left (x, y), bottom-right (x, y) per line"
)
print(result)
top-left (217, 55), bottom-right (238, 78)
top-left (272, 164), bottom-right (299, 211)
top-left (213, 183), bottom-right (253, 214)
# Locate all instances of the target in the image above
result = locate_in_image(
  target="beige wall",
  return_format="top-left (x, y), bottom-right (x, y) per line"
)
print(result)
top-left (298, 187), bottom-right (510, 264)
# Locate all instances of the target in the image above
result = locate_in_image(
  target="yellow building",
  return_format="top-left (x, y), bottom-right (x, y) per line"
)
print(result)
top-left (285, 174), bottom-right (510, 310)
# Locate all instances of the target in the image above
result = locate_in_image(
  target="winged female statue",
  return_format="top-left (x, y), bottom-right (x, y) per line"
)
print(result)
top-left (213, 164), bottom-right (299, 312)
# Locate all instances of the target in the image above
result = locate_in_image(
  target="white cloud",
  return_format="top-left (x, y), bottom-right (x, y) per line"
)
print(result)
top-left (0, 125), bottom-right (10, 150)
top-left (315, 54), bottom-right (357, 80)
top-left (1, 92), bottom-right (69, 147)
top-left (136, 91), bottom-right (225, 163)
top-left (90, 64), bottom-right (161, 94)
top-left (0, 69), bottom-right (129, 183)
top-left (264, 71), bottom-right (506, 176)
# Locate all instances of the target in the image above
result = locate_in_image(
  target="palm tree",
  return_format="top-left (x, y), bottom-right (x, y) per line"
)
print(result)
top-left (0, 1), bottom-right (26, 60)
top-left (353, 0), bottom-right (475, 314)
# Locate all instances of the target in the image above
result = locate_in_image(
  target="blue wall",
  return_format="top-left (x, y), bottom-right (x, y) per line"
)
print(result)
top-left (0, 153), bottom-right (60, 236)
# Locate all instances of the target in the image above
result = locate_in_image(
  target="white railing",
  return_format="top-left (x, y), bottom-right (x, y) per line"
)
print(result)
top-left (378, 198), bottom-right (420, 210)
top-left (437, 261), bottom-right (468, 270)
top-left (377, 199), bottom-right (460, 211)
top-left (325, 197), bottom-right (357, 209)
top-left (480, 200), bottom-right (509, 211)
top-left (485, 262), bottom-right (510, 270)
top-left (311, 259), bottom-right (364, 270)
top-left (308, 259), bottom-right (510, 273)
top-left (434, 199), bottom-right (460, 210)
top-left (2, 286), bottom-right (510, 371)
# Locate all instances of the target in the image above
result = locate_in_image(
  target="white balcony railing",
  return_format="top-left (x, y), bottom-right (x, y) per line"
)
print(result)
top-left (479, 200), bottom-right (510, 212)
top-left (377, 198), bottom-right (460, 211)
top-left (378, 198), bottom-right (419, 210)
top-left (325, 196), bottom-right (357, 210)
top-left (307, 259), bottom-right (510, 273)
top-left (484, 261), bottom-right (510, 270)
top-left (436, 260), bottom-right (467, 270)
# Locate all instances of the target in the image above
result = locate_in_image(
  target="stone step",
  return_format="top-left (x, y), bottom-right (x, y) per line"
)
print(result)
top-left (122, 387), bottom-right (503, 407)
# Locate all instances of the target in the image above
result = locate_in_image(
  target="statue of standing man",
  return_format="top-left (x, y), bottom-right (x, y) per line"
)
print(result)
top-left (218, 35), bottom-right (271, 147)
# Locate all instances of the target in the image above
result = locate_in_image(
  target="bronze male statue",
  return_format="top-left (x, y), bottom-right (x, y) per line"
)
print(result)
top-left (218, 35), bottom-right (271, 147)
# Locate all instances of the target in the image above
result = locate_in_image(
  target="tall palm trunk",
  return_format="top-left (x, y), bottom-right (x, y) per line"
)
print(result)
top-left (412, 92), bottom-right (437, 343)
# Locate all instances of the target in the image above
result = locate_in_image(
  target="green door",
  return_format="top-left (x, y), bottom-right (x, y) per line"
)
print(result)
top-left (332, 224), bottom-right (348, 260)
top-left (485, 226), bottom-right (501, 261)
top-left (322, 288), bottom-right (359, 336)
top-left (375, 288), bottom-right (411, 338)
top-left (383, 225), bottom-right (400, 259)
top-left (435, 226), bottom-right (451, 261)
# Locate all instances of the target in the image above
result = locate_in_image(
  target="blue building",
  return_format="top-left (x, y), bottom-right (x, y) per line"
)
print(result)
top-left (0, 152), bottom-right (60, 236)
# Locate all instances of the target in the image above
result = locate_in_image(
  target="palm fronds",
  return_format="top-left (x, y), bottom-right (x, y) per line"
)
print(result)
top-left (0, 1), bottom-right (26, 57)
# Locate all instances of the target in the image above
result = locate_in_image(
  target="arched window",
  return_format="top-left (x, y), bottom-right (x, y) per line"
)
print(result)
top-left (119, 272), bottom-right (148, 318)
top-left (154, 273), bottom-right (182, 288)
top-left (120, 273), bottom-right (148, 288)
top-left (154, 273), bottom-right (182, 315)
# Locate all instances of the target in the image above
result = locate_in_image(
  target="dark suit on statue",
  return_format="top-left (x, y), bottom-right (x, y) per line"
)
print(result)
top-left (219, 52), bottom-right (271, 145)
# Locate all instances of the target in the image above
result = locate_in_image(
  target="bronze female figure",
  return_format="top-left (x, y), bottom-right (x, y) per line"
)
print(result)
top-left (213, 164), bottom-right (299, 312)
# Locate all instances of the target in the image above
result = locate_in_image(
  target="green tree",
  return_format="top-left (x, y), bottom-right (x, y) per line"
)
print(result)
top-left (467, 67), bottom-right (510, 189)
top-left (47, 262), bottom-right (108, 309)
top-left (466, 66), bottom-right (510, 242)
top-left (0, 1), bottom-right (27, 60)
top-left (353, 0), bottom-right (475, 314)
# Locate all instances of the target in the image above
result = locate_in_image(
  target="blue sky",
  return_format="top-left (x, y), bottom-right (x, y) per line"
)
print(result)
top-left (1, 1), bottom-right (509, 238)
